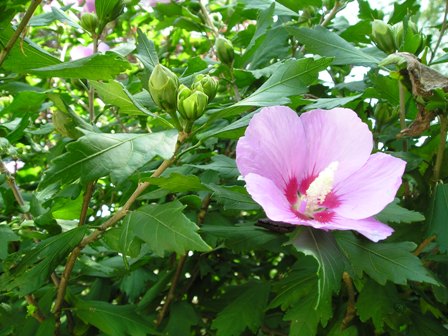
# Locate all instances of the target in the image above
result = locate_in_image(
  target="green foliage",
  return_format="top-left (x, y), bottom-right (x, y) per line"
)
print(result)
top-left (1, 0), bottom-right (447, 335)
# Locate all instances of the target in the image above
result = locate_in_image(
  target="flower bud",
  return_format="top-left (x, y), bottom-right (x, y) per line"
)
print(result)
top-left (192, 74), bottom-right (218, 101)
top-left (80, 13), bottom-right (98, 34)
top-left (177, 86), bottom-right (208, 121)
top-left (372, 20), bottom-right (396, 54)
top-left (215, 37), bottom-right (234, 65)
top-left (393, 21), bottom-right (424, 55)
top-left (148, 64), bottom-right (179, 113)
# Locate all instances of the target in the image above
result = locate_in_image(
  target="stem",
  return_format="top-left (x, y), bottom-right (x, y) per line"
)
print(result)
top-left (321, 1), bottom-right (341, 27)
top-left (399, 81), bottom-right (408, 151)
top-left (413, 235), bottom-right (437, 256)
top-left (199, 0), bottom-right (219, 38)
top-left (78, 182), bottom-right (95, 226)
top-left (155, 255), bottom-right (187, 326)
top-left (433, 114), bottom-right (448, 183)
top-left (0, 0), bottom-right (42, 67)
top-left (229, 63), bottom-right (241, 102)
top-left (88, 36), bottom-right (99, 123)
top-left (53, 135), bottom-right (185, 329)
top-left (25, 295), bottom-right (46, 323)
top-left (341, 272), bottom-right (356, 330)
top-left (429, 0), bottom-right (448, 64)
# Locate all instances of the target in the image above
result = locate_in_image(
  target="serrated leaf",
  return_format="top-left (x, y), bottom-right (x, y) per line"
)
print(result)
top-left (356, 279), bottom-right (400, 332)
top-left (189, 155), bottom-right (239, 178)
top-left (125, 200), bottom-right (211, 256)
top-left (335, 231), bottom-right (438, 285)
top-left (31, 52), bottom-right (131, 80)
top-left (206, 184), bottom-right (259, 210)
top-left (1, 227), bottom-right (88, 295)
top-left (74, 300), bottom-right (155, 336)
top-left (292, 228), bottom-right (346, 308)
top-left (427, 183), bottom-right (448, 252)
top-left (289, 26), bottom-right (382, 65)
top-left (149, 173), bottom-right (208, 192)
top-left (376, 199), bottom-right (425, 224)
top-left (165, 302), bottom-right (199, 336)
top-left (211, 58), bottom-right (332, 120)
top-left (136, 28), bottom-right (159, 71)
top-left (239, 0), bottom-right (299, 17)
top-left (211, 281), bottom-right (270, 336)
top-left (0, 225), bottom-right (19, 260)
top-left (304, 94), bottom-right (362, 111)
top-left (40, 130), bottom-right (178, 187)
top-left (91, 80), bottom-right (152, 116)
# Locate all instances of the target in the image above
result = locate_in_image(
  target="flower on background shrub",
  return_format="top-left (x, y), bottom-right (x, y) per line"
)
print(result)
top-left (236, 106), bottom-right (406, 242)
top-left (69, 42), bottom-right (110, 60)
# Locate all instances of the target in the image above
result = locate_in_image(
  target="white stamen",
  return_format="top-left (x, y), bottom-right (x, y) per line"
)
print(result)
top-left (306, 161), bottom-right (339, 205)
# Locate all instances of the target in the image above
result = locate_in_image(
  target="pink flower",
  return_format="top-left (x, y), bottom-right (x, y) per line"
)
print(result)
top-left (140, 0), bottom-right (172, 8)
top-left (70, 42), bottom-right (110, 60)
top-left (81, 0), bottom-right (95, 13)
top-left (236, 106), bottom-right (406, 242)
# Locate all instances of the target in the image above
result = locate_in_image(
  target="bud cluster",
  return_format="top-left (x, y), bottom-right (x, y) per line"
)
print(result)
top-left (148, 64), bottom-right (218, 131)
top-left (371, 19), bottom-right (424, 55)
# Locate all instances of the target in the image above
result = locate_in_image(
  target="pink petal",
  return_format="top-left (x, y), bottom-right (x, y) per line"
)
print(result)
top-left (334, 153), bottom-right (406, 220)
top-left (316, 216), bottom-right (394, 242)
top-left (244, 173), bottom-right (299, 223)
top-left (236, 106), bottom-right (307, 191)
top-left (70, 45), bottom-right (93, 60)
top-left (300, 108), bottom-right (373, 184)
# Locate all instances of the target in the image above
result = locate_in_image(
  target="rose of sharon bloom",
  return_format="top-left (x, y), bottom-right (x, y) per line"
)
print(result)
top-left (70, 42), bottom-right (110, 60)
top-left (236, 106), bottom-right (406, 242)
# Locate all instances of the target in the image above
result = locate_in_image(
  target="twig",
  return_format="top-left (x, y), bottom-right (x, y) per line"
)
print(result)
top-left (197, 194), bottom-right (211, 225)
top-left (321, 1), bottom-right (341, 27)
top-left (413, 235), bottom-right (437, 256)
top-left (433, 114), bottom-right (448, 183)
top-left (25, 295), bottom-right (46, 323)
top-left (79, 182), bottom-right (95, 226)
top-left (88, 36), bottom-right (99, 122)
top-left (199, 0), bottom-right (219, 38)
top-left (341, 272), bottom-right (356, 330)
top-left (0, 0), bottom-right (43, 67)
top-left (429, 0), bottom-right (448, 64)
top-left (156, 255), bottom-right (187, 326)
top-left (399, 81), bottom-right (408, 151)
top-left (53, 134), bottom-right (186, 329)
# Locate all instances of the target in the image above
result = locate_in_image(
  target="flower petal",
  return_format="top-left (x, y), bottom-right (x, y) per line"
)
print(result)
top-left (300, 108), bottom-right (373, 183)
top-left (244, 173), bottom-right (298, 223)
top-left (334, 152), bottom-right (406, 219)
top-left (314, 216), bottom-right (394, 242)
top-left (236, 106), bottom-right (307, 190)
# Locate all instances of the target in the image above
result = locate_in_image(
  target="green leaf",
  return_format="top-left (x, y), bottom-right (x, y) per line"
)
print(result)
top-left (304, 94), bottom-right (362, 111)
top-left (1, 227), bottom-right (88, 295)
top-left (376, 199), bottom-right (425, 224)
top-left (165, 302), bottom-right (199, 336)
top-left (356, 279), bottom-right (401, 332)
top-left (239, 0), bottom-right (300, 17)
top-left (136, 28), bottom-right (159, 71)
top-left (211, 58), bottom-right (332, 120)
top-left (124, 200), bottom-right (211, 256)
top-left (31, 52), bottom-right (131, 80)
top-left (335, 231), bottom-right (438, 285)
top-left (292, 228), bottom-right (347, 308)
top-left (289, 26), bottom-right (382, 65)
top-left (189, 155), bottom-right (239, 178)
top-left (0, 25), bottom-right (61, 72)
top-left (74, 299), bottom-right (155, 336)
top-left (150, 173), bottom-right (208, 192)
top-left (427, 183), bottom-right (448, 252)
top-left (211, 281), bottom-right (270, 336)
top-left (206, 184), bottom-right (259, 210)
top-left (0, 225), bottom-right (19, 260)
top-left (29, 6), bottom-right (82, 29)
top-left (40, 130), bottom-right (177, 187)
top-left (91, 80), bottom-right (152, 116)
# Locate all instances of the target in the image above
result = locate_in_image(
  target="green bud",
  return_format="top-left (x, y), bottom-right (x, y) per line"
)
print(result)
top-left (177, 87), bottom-right (208, 121)
top-left (148, 64), bottom-right (179, 113)
top-left (215, 37), bottom-right (234, 65)
top-left (372, 20), bottom-right (396, 54)
top-left (80, 13), bottom-right (98, 34)
top-left (393, 21), bottom-right (424, 55)
top-left (96, 0), bottom-right (124, 32)
top-left (53, 110), bottom-right (83, 139)
top-left (192, 74), bottom-right (218, 101)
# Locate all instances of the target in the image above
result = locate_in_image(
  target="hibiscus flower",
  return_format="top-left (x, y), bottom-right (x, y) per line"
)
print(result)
top-left (236, 106), bottom-right (406, 242)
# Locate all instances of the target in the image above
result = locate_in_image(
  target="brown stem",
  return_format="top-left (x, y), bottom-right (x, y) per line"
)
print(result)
top-left (433, 114), bottom-right (447, 183)
top-left (79, 182), bottom-right (95, 227)
top-left (25, 295), bottom-right (46, 323)
top-left (413, 235), bottom-right (437, 256)
top-left (156, 255), bottom-right (187, 326)
top-left (399, 81), bottom-right (408, 151)
top-left (341, 272), bottom-right (356, 330)
top-left (0, 0), bottom-right (42, 67)
top-left (321, 1), bottom-right (341, 27)
top-left (197, 194), bottom-right (211, 225)
top-left (429, 0), bottom-right (448, 64)
top-left (53, 135), bottom-right (186, 328)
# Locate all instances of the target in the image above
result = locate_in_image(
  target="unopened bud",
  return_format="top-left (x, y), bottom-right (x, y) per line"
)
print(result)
top-left (148, 64), bottom-right (179, 113)
top-left (393, 21), bottom-right (424, 55)
top-left (192, 74), bottom-right (218, 101)
top-left (80, 13), bottom-right (98, 34)
top-left (215, 37), bottom-right (234, 65)
top-left (372, 20), bottom-right (396, 54)
top-left (177, 86), bottom-right (208, 121)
